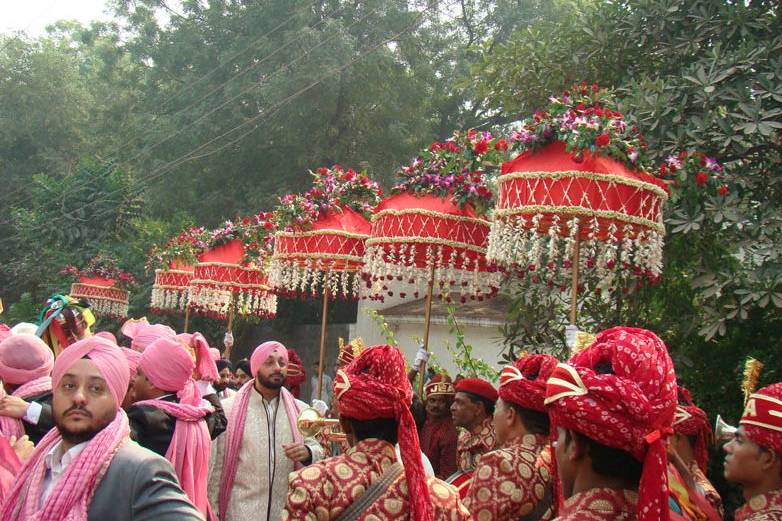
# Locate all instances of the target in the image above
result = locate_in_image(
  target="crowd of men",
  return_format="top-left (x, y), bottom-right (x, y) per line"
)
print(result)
top-left (0, 303), bottom-right (779, 520)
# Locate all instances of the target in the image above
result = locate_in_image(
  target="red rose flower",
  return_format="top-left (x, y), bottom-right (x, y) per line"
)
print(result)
top-left (718, 185), bottom-right (729, 197)
top-left (263, 221), bottom-right (273, 230)
top-left (659, 164), bottom-right (668, 176)
top-left (695, 171), bottom-right (708, 186)
top-left (494, 139), bottom-right (509, 151)
top-left (467, 129), bottom-right (478, 140)
top-left (473, 139), bottom-right (489, 155)
top-left (595, 133), bottom-right (611, 147)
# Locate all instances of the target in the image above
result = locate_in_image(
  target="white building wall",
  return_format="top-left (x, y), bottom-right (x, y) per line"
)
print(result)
top-left (352, 296), bottom-right (506, 378)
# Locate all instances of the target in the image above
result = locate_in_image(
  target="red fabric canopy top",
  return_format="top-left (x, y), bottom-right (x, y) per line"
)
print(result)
top-left (496, 141), bottom-right (668, 241)
top-left (188, 239), bottom-right (276, 320)
top-left (70, 278), bottom-right (129, 319)
top-left (488, 141), bottom-right (669, 284)
top-left (270, 207), bottom-right (371, 299)
top-left (362, 192), bottom-right (500, 302)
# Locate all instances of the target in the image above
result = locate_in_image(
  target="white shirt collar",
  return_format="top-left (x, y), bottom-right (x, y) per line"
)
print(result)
top-left (39, 440), bottom-right (88, 508)
top-left (44, 440), bottom-right (89, 474)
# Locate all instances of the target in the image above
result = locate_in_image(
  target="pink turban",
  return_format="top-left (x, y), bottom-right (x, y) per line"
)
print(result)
top-left (250, 341), bottom-right (288, 376)
top-left (121, 347), bottom-right (142, 377)
top-left (0, 334), bottom-right (54, 385)
top-left (121, 318), bottom-right (176, 352)
top-left (140, 337), bottom-right (199, 406)
top-left (176, 333), bottom-right (218, 382)
top-left (94, 331), bottom-right (117, 344)
top-left (53, 336), bottom-right (130, 409)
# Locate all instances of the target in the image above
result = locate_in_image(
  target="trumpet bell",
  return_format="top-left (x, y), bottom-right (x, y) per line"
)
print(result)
top-left (714, 414), bottom-right (737, 445)
top-left (297, 406), bottom-right (343, 440)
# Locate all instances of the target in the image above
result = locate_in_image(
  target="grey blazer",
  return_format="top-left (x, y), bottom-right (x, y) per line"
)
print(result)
top-left (88, 440), bottom-right (204, 521)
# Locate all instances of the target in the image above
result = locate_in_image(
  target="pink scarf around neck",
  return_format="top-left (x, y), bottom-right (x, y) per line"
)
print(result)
top-left (216, 382), bottom-right (302, 520)
top-left (0, 376), bottom-right (52, 440)
top-left (0, 409), bottom-right (129, 521)
top-left (133, 398), bottom-right (213, 518)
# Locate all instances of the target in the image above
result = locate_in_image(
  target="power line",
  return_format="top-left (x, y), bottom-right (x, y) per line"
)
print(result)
top-left (0, 0), bottom-right (443, 246)
top-left (1, 1), bottom-right (328, 206)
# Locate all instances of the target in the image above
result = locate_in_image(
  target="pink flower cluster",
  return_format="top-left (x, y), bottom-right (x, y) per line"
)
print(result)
top-left (659, 151), bottom-right (728, 196)
top-left (392, 130), bottom-right (506, 215)
top-left (62, 255), bottom-right (136, 288)
top-left (274, 165), bottom-right (381, 231)
top-left (508, 82), bottom-right (650, 170)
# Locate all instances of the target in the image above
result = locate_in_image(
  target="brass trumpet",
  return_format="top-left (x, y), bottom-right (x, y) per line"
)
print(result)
top-left (297, 407), bottom-right (347, 442)
top-left (714, 414), bottom-right (737, 446)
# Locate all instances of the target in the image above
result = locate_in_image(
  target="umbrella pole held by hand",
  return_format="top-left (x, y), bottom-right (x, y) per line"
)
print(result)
top-left (224, 298), bottom-right (235, 359)
top-left (317, 286), bottom-right (329, 400)
top-left (418, 263), bottom-right (436, 397)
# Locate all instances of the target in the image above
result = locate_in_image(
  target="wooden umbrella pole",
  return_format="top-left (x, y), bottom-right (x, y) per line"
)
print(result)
top-left (570, 234), bottom-right (581, 325)
top-left (183, 305), bottom-right (191, 334)
top-left (317, 286), bottom-right (330, 400)
top-left (224, 297), bottom-right (236, 360)
top-left (418, 263), bottom-right (437, 397)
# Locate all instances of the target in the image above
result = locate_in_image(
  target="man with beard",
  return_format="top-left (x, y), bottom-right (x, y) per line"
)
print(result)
top-left (208, 341), bottom-right (324, 521)
top-left (723, 382), bottom-right (782, 520)
top-left (420, 374), bottom-right (458, 480)
top-left (215, 359), bottom-right (236, 399)
top-left (0, 336), bottom-right (201, 520)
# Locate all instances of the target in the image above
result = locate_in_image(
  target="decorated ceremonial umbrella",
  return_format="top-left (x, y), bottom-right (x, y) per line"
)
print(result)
top-left (269, 165), bottom-right (381, 398)
top-left (147, 226), bottom-right (208, 331)
top-left (487, 84), bottom-right (669, 331)
top-left (62, 255), bottom-right (134, 320)
top-left (188, 214), bottom-right (277, 357)
top-left (362, 131), bottom-right (506, 393)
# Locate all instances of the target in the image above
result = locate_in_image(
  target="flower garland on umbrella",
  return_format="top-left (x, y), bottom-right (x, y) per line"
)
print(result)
top-left (363, 130), bottom-right (507, 304)
top-left (61, 255), bottom-right (135, 319)
top-left (270, 165), bottom-right (382, 299)
top-left (146, 226), bottom-right (209, 313)
top-left (488, 83), bottom-right (672, 294)
top-left (508, 82), bottom-right (651, 169)
top-left (188, 213), bottom-right (277, 320)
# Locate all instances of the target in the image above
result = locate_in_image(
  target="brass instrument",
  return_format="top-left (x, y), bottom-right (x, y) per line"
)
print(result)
top-left (714, 414), bottom-right (737, 445)
top-left (297, 407), bottom-right (347, 442)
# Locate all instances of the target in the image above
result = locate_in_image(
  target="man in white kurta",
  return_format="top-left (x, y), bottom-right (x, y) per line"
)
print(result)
top-left (208, 341), bottom-right (323, 521)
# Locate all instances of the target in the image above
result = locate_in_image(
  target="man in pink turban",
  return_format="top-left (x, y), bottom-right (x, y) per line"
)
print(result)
top-left (0, 334), bottom-right (56, 444)
top-left (0, 336), bottom-right (202, 521)
top-left (208, 340), bottom-right (324, 521)
top-left (128, 336), bottom-right (218, 517)
top-left (120, 317), bottom-right (175, 352)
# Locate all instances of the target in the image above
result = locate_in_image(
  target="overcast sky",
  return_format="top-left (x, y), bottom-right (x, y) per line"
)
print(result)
top-left (1, 0), bottom-right (113, 36)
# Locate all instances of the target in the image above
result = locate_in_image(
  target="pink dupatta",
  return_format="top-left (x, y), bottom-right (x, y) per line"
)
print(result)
top-left (133, 395), bottom-right (213, 517)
